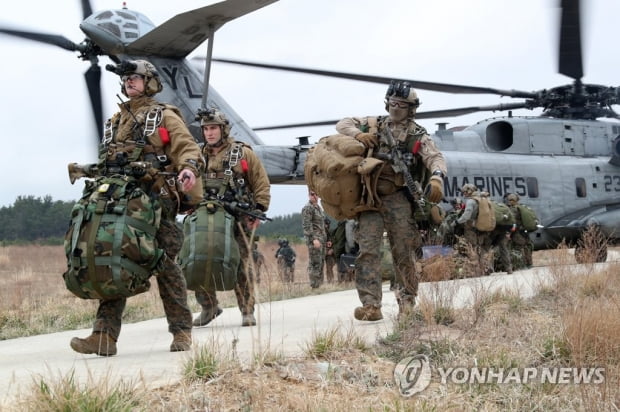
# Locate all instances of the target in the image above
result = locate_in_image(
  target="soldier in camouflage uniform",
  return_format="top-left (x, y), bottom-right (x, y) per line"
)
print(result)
top-left (336, 81), bottom-right (447, 321)
top-left (505, 193), bottom-right (534, 268)
top-left (275, 238), bottom-right (296, 282)
top-left (301, 190), bottom-right (327, 288)
top-left (70, 60), bottom-right (204, 356)
top-left (324, 218), bottom-right (336, 283)
top-left (456, 184), bottom-right (493, 275)
top-left (192, 109), bottom-right (271, 328)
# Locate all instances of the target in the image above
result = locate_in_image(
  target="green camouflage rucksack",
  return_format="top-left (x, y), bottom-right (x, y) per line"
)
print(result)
top-left (492, 201), bottom-right (515, 228)
top-left (63, 176), bottom-right (163, 300)
top-left (517, 204), bottom-right (539, 231)
top-left (179, 201), bottom-right (240, 292)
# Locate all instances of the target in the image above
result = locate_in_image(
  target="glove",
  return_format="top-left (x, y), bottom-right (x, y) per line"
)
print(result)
top-left (424, 175), bottom-right (444, 203)
top-left (355, 132), bottom-right (377, 148)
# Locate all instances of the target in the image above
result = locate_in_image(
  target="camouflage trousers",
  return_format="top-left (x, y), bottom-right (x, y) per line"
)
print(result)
top-left (93, 217), bottom-right (192, 340)
top-left (460, 226), bottom-right (492, 276)
top-left (306, 238), bottom-right (325, 288)
top-left (324, 254), bottom-right (336, 282)
top-left (485, 229), bottom-right (512, 273)
top-left (195, 223), bottom-right (256, 315)
top-left (277, 257), bottom-right (295, 283)
top-left (511, 230), bottom-right (533, 266)
top-left (355, 190), bottom-right (421, 308)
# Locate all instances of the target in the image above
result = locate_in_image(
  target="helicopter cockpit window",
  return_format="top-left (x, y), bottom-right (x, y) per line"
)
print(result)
top-left (575, 178), bottom-right (587, 198)
top-left (526, 177), bottom-right (539, 198)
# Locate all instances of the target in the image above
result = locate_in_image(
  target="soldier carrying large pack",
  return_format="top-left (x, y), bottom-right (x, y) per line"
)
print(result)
top-left (186, 108), bottom-right (271, 328)
top-left (333, 81), bottom-right (447, 321)
top-left (65, 59), bottom-right (205, 356)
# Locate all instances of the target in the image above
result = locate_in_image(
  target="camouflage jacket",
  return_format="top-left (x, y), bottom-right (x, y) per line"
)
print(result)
top-left (104, 96), bottom-right (204, 176)
top-left (301, 202), bottom-right (326, 242)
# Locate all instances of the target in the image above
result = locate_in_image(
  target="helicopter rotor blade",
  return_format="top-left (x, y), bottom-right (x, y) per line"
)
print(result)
top-left (253, 102), bottom-right (533, 131)
top-left (84, 64), bottom-right (103, 141)
top-left (559, 0), bottom-right (583, 80)
top-left (210, 58), bottom-right (537, 99)
top-left (0, 28), bottom-right (78, 51)
top-left (81, 0), bottom-right (94, 20)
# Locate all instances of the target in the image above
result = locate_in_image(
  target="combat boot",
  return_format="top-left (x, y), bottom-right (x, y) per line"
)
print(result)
top-left (70, 332), bottom-right (117, 356)
top-left (192, 307), bottom-right (223, 327)
top-left (354, 305), bottom-right (383, 321)
top-left (241, 313), bottom-right (256, 327)
top-left (170, 331), bottom-right (192, 352)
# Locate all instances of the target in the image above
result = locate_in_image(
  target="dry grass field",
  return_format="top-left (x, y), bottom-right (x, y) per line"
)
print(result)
top-left (1, 243), bottom-right (619, 411)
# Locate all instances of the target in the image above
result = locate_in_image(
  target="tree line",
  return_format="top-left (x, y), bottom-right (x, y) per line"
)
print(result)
top-left (0, 196), bottom-right (303, 244)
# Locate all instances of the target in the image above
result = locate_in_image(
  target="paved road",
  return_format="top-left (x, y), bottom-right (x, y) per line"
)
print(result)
top-left (1, 256), bottom-right (616, 406)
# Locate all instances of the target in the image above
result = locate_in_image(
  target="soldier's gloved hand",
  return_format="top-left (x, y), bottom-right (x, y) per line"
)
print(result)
top-left (355, 132), bottom-right (377, 148)
top-left (424, 175), bottom-right (444, 203)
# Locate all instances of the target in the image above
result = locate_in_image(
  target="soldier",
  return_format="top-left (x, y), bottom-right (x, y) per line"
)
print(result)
top-left (485, 224), bottom-right (513, 274)
top-left (275, 238), bottom-right (296, 282)
top-left (192, 109), bottom-right (271, 328)
top-left (336, 81), bottom-right (447, 320)
top-left (252, 243), bottom-right (266, 284)
top-left (505, 193), bottom-right (534, 268)
top-left (324, 218), bottom-right (336, 283)
top-left (455, 184), bottom-right (493, 275)
top-left (70, 59), bottom-right (205, 356)
top-left (301, 190), bottom-right (327, 288)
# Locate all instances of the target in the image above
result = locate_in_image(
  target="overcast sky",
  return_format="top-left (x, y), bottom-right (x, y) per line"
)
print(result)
top-left (1, 0), bottom-right (619, 218)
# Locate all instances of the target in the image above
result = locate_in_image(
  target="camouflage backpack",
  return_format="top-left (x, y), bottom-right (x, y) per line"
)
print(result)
top-left (517, 204), bottom-right (539, 231)
top-left (179, 200), bottom-right (240, 292)
top-left (63, 176), bottom-right (163, 300)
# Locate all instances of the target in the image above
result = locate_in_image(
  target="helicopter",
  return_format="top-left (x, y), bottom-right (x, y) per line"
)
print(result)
top-left (0, 0), bottom-right (618, 260)
top-left (0, 0), bottom-right (307, 187)
top-left (201, 0), bottom-right (620, 261)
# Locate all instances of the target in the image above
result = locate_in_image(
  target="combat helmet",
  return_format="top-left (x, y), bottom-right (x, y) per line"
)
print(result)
top-left (197, 108), bottom-right (231, 137)
top-left (384, 80), bottom-right (420, 111)
top-left (461, 183), bottom-right (478, 196)
top-left (109, 59), bottom-right (163, 97)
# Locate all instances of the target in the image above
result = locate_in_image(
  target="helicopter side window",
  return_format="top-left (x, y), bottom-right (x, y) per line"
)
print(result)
top-left (526, 177), bottom-right (539, 198)
top-left (575, 178), bottom-right (587, 198)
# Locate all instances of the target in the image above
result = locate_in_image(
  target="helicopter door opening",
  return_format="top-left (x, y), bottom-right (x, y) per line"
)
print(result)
top-left (485, 121), bottom-right (513, 151)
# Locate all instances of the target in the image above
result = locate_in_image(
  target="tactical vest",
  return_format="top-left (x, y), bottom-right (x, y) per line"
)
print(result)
top-left (362, 116), bottom-right (430, 195)
top-left (102, 103), bottom-right (203, 211)
top-left (202, 142), bottom-right (255, 207)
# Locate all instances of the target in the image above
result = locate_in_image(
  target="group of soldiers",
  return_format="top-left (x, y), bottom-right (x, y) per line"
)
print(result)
top-left (69, 59), bottom-right (271, 356)
top-left (439, 188), bottom-right (534, 276)
top-left (68, 58), bottom-right (536, 358)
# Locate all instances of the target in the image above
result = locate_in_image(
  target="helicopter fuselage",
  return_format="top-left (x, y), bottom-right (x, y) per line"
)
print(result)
top-left (434, 116), bottom-right (620, 249)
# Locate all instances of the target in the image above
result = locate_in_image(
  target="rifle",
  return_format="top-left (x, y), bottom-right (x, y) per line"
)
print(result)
top-left (379, 127), bottom-right (422, 201)
top-left (203, 189), bottom-right (272, 222)
top-left (225, 200), bottom-right (272, 222)
top-left (67, 161), bottom-right (156, 184)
